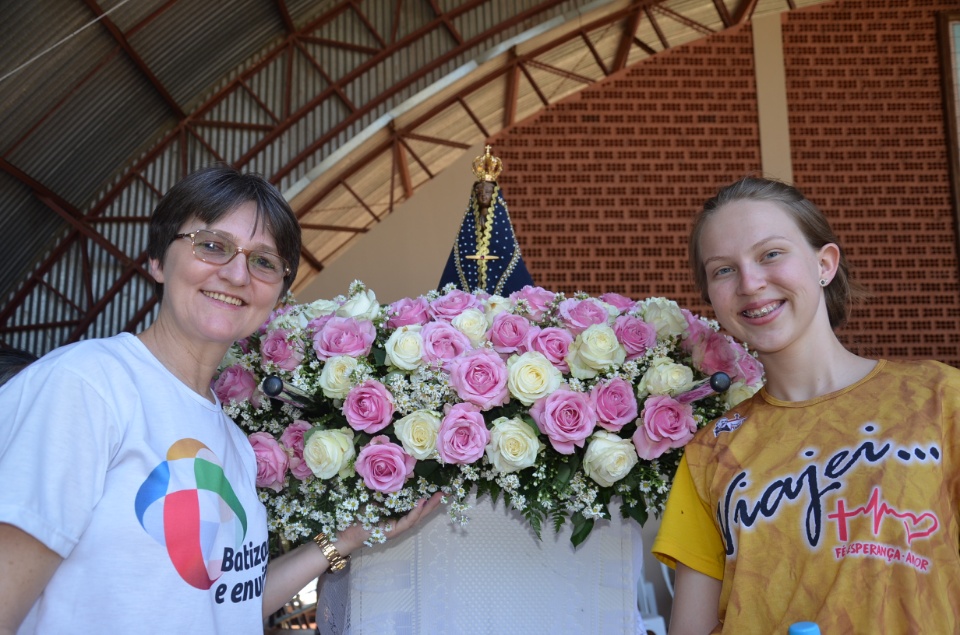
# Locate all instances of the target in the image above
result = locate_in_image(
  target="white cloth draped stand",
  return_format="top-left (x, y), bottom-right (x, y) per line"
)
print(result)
top-left (317, 493), bottom-right (646, 634)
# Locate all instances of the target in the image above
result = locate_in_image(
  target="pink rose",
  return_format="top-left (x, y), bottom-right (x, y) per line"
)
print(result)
top-left (448, 348), bottom-right (510, 410)
top-left (613, 315), bottom-right (658, 361)
top-left (681, 310), bottom-right (714, 354)
top-left (488, 313), bottom-right (532, 356)
top-left (235, 337), bottom-right (252, 354)
top-left (279, 420), bottom-right (313, 481)
top-left (421, 321), bottom-right (473, 368)
top-left (557, 298), bottom-right (611, 335)
top-left (590, 378), bottom-right (639, 432)
top-left (213, 365), bottom-right (262, 408)
top-left (733, 344), bottom-right (764, 385)
top-left (520, 326), bottom-right (573, 373)
top-left (249, 432), bottom-right (289, 492)
top-left (387, 296), bottom-right (431, 328)
top-left (692, 331), bottom-right (739, 377)
top-left (530, 388), bottom-right (597, 454)
top-left (508, 285), bottom-right (556, 321)
top-left (260, 328), bottom-right (304, 371)
top-left (306, 314), bottom-right (335, 333)
top-left (633, 395), bottom-right (696, 460)
top-left (312, 316), bottom-right (376, 360)
top-left (342, 380), bottom-right (396, 433)
top-left (429, 289), bottom-right (482, 321)
top-left (600, 292), bottom-right (636, 313)
top-left (355, 435), bottom-right (416, 493)
top-left (437, 403), bottom-right (491, 464)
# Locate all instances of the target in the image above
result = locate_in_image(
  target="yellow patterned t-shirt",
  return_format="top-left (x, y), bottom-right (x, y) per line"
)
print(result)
top-left (653, 359), bottom-right (960, 634)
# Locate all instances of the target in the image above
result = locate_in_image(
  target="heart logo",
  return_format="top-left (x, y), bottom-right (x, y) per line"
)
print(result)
top-left (903, 512), bottom-right (938, 544)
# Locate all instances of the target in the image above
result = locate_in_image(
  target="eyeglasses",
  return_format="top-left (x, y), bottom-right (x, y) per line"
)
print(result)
top-left (175, 229), bottom-right (291, 284)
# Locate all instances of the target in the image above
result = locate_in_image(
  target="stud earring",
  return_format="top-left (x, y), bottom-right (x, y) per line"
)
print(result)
top-left (819, 278), bottom-right (828, 287)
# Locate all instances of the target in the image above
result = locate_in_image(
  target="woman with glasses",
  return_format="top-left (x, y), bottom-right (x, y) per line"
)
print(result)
top-left (0, 166), bottom-right (440, 634)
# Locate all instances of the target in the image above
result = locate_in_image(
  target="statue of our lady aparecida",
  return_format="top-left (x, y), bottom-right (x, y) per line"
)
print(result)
top-left (435, 144), bottom-right (535, 294)
top-left (316, 147), bottom-right (647, 635)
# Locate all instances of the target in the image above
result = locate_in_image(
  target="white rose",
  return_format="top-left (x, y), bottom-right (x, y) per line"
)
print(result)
top-left (318, 355), bottom-right (358, 399)
top-left (384, 325), bottom-right (424, 371)
top-left (599, 300), bottom-right (621, 322)
top-left (302, 298), bottom-right (340, 320)
top-left (507, 351), bottom-right (562, 406)
top-left (640, 297), bottom-right (688, 340)
top-left (485, 416), bottom-right (544, 474)
top-left (394, 409), bottom-right (441, 460)
top-left (638, 357), bottom-right (694, 397)
top-left (336, 289), bottom-right (380, 320)
top-left (220, 344), bottom-right (243, 369)
top-left (303, 427), bottom-right (356, 479)
top-left (723, 380), bottom-right (762, 410)
top-left (582, 430), bottom-right (639, 487)
top-left (268, 299), bottom-right (340, 331)
top-left (483, 295), bottom-right (514, 326)
top-left (451, 308), bottom-right (488, 346)
top-left (566, 323), bottom-right (626, 380)
top-left (267, 310), bottom-right (304, 331)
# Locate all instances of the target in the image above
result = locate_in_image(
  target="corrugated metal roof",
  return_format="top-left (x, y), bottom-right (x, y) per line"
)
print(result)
top-left (0, 0), bottom-right (829, 354)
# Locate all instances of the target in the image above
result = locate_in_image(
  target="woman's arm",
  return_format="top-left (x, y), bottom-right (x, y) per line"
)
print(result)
top-left (0, 523), bottom-right (62, 635)
top-left (261, 492), bottom-right (442, 618)
top-left (668, 562), bottom-right (722, 635)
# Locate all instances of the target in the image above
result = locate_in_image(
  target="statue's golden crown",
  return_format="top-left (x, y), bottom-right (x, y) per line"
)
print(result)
top-left (471, 145), bottom-right (503, 182)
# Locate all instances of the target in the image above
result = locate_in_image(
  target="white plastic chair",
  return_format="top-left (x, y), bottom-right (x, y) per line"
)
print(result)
top-left (661, 562), bottom-right (675, 598)
top-left (638, 575), bottom-right (667, 635)
top-left (643, 615), bottom-right (667, 635)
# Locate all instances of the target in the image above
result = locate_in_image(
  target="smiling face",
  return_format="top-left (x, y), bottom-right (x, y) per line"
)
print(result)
top-left (697, 199), bottom-right (839, 358)
top-left (149, 200), bottom-right (283, 352)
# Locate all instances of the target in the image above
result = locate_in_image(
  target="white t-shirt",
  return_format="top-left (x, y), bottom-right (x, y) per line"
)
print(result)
top-left (0, 334), bottom-right (268, 634)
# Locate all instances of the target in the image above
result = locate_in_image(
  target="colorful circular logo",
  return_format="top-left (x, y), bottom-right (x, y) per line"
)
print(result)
top-left (135, 439), bottom-right (247, 589)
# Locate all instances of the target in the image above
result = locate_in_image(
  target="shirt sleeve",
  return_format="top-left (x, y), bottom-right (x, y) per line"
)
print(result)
top-left (651, 453), bottom-right (726, 580)
top-left (0, 357), bottom-right (120, 558)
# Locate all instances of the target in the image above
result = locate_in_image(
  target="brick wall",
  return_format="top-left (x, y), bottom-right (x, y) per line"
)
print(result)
top-left (784, 0), bottom-right (959, 361)
top-left (493, 0), bottom-right (960, 366)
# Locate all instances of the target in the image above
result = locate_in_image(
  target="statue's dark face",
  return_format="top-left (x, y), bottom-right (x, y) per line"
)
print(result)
top-left (474, 181), bottom-right (496, 206)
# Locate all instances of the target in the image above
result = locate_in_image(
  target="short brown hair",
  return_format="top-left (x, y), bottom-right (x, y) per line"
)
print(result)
top-left (147, 165), bottom-right (301, 300)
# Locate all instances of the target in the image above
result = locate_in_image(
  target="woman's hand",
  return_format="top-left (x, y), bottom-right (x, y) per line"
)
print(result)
top-left (334, 492), bottom-right (444, 557)
top-left (262, 492), bottom-right (444, 618)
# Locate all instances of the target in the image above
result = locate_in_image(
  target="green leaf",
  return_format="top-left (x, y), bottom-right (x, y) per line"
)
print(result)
top-left (520, 414), bottom-right (539, 435)
top-left (597, 487), bottom-right (613, 506)
top-left (413, 460), bottom-right (439, 478)
top-left (524, 508), bottom-right (544, 539)
top-left (372, 346), bottom-right (387, 366)
top-left (625, 502), bottom-right (649, 527)
top-left (553, 454), bottom-right (580, 489)
top-left (570, 512), bottom-right (594, 547)
top-left (495, 400), bottom-right (524, 419)
top-left (551, 511), bottom-right (566, 535)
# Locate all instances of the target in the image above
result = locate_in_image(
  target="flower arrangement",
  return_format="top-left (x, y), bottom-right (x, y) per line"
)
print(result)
top-left (216, 282), bottom-right (763, 547)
